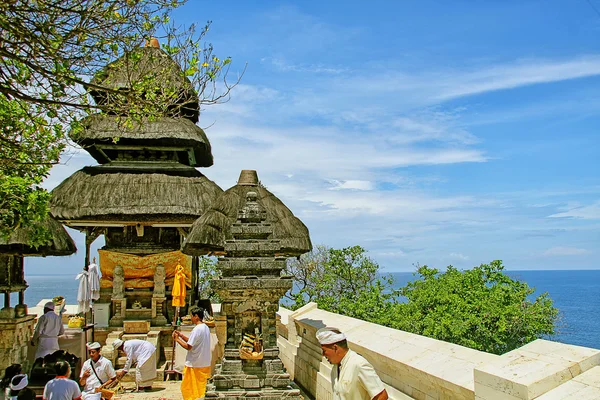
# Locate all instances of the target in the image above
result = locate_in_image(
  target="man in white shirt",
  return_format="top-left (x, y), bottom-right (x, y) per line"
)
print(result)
top-left (172, 306), bottom-right (211, 400)
top-left (113, 339), bottom-right (156, 391)
top-left (31, 302), bottom-right (64, 360)
top-left (79, 342), bottom-right (117, 400)
top-left (43, 361), bottom-right (81, 400)
top-left (317, 327), bottom-right (388, 400)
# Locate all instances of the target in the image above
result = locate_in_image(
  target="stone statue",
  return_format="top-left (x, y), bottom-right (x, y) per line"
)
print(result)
top-left (238, 191), bottom-right (266, 223)
top-left (112, 265), bottom-right (124, 299)
top-left (153, 264), bottom-right (166, 297)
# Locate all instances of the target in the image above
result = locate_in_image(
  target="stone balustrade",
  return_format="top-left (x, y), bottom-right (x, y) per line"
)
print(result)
top-left (276, 303), bottom-right (600, 400)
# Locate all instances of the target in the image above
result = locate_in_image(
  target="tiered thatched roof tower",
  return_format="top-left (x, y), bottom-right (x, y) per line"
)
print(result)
top-left (50, 40), bottom-right (222, 260)
top-left (49, 40), bottom-right (223, 322)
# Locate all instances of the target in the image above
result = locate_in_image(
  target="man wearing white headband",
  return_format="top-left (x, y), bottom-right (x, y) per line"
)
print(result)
top-left (113, 339), bottom-right (157, 392)
top-left (31, 301), bottom-right (64, 360)
top-left (79, 342), bottom-right (117, 400)
top-left (316, 327), bottom-right (388, 400)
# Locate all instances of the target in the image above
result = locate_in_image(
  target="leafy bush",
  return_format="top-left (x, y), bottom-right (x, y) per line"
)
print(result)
top-left (286, 247), bottom-right (558, 355)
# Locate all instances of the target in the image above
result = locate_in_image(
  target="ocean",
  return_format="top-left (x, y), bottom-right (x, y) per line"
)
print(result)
top-left (21, 270), bottom-right (600, 350)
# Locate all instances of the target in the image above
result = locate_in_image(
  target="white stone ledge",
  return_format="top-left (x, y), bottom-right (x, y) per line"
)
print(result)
top-left (277, 303), bottom-right (600, 400)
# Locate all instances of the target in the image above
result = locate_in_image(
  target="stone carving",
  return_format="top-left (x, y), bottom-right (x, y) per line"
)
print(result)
top-left (153, 264), bottom-right (166, 297)
top-left (237, 191), bottom-right (266, 223)
top-left (112, 265), bottom-right (124, 299)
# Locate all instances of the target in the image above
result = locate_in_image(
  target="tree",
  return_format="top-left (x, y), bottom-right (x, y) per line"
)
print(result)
top-left (197, 256), bottom-right (221, 303)
top-left (389, 260), bottom-right (558, 354)
top-left (284, 245), bottom-right (399, 323)
top-left (286, 247), bottom-right (559, 354)
top-left (0, 0), bottom-right (241, 245)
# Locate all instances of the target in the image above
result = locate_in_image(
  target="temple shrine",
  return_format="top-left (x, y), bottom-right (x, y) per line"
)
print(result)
top-left (183, 170), bottom-right (312, 398)
top-left (48, 40), bottom-right (224, 372)
top-left (0, 216), bottom-right (76, 372)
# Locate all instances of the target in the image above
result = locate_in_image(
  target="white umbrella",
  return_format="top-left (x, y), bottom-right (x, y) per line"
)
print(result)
top-left (75, 269), bottom-right (91, 314)
top-left (88, 261), bottom-right (101, 301)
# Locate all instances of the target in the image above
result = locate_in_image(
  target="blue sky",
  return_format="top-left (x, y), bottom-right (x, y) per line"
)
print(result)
top-left (28, 0), bottom-right (600, 275)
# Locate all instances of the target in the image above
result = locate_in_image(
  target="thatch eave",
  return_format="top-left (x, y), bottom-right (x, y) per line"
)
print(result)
top-left (89, 46), bottom-right (199, 122)
top-left (50, 168), bottom-right (223, 221)
top-left (182, 172), bottom-right (312, 257)
top-left (72, 115), bottom-right (213, 167)
top-left (0, 216), bottom-right (77, 256)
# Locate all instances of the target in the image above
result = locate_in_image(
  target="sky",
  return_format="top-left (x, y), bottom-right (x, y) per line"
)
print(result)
top-left (27, 0), bottom-right (600, 275)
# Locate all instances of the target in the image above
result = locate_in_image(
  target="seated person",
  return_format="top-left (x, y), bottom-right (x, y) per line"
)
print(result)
top-left (43, 361), bottom-right (81, 400)
top-left (79, 343), bottom-right (118, 400)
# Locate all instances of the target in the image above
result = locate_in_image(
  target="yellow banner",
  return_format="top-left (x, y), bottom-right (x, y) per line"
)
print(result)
top-left (99, 250), bottom-right (192, 289)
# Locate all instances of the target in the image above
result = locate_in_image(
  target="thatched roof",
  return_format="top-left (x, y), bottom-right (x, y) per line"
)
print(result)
top-left (0, 216), bottom-right (77, 256)
top-left (89, 46), bottom-right (199, 122)
top-left (50, 167), bottom-right (223, 222)
top-left (71, 114), bottom-right (213, 167)
top-left (182, 170), bottom-right (312, 257)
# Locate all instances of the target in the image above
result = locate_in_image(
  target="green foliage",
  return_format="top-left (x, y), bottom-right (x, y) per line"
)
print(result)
top-left (284, 245), bottom-right (399, 323)
top-left (390, 260), bottom-right (558, 354)
top-left (287, 248), bottom-right (558, 355)
top-left (0, 94), bottom-right (63, 246)
top-left (197, 256), bottom-right (221, 303)
top-left (0, 0), bottom-right (242, 239)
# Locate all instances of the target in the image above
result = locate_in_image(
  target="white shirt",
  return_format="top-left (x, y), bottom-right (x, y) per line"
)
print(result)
top-left (33, 311), bottom-right (64, 341)
top-left (123, 340), bottom-right (156, 371)
top-left (331, 350), bottom-right (386, 400)
top-left (80, 356), bottom-right (116, 393)
top-left (184, 323), bottom-right (211, 368)
top-left (43, 378), bottom-right (81, 400)
top-left (33, 311), bottom-right (64, 359)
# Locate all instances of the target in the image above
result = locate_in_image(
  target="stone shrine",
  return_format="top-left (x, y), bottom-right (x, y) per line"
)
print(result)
top-left (0, 216), bottom-right (76, 371)
top-left (183, 170), bottom-right (312, 399)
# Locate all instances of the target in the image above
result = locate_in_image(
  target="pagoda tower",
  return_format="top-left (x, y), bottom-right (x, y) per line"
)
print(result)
top-left (183, 170), bottom-right (311, 399)
top-left (50, 40), bottom-right (222, 326)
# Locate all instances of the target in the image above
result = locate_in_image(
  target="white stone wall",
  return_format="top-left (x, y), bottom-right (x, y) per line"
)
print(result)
top-left (277, 303), bottom-right (600, 400)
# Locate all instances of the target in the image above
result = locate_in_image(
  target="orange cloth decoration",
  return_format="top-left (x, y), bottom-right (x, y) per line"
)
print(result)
top-left (171, 263), bottom-right (187, 307)
top-left (98, 250), bottom-right (191, 289)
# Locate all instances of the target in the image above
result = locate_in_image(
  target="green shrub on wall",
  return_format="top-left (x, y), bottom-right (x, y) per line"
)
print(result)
top-left (285, 247), bottom-right (559, 355)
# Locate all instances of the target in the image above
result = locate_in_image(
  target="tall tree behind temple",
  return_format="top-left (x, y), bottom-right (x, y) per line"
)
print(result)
top-left (0, 0), bottom-right (241, 246)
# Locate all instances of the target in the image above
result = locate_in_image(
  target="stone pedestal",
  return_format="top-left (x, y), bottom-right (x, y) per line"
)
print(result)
top-left (109, 298), bottom-right (126, 327)
top-left (0, 315), bottom-right (36, 372)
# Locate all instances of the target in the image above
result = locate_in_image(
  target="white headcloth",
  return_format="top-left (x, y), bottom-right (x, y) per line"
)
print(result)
top-left (316, 327), bottom-right (346, 345)
top-left (86, 342), bottom-right (102, 350)
top-left (112, 339), bottom-right (124, 350)
top-left (10, 374), bottom-right (28, 391)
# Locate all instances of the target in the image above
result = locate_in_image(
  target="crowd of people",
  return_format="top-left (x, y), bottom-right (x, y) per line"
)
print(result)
top-left (3, 305), bottom-right (213, 400)
top-left (5, 305), bottom-right (389, 400)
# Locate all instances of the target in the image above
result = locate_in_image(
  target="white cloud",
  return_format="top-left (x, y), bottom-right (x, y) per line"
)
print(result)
top-left (435, 56), bottom-right (600, 100)
top-left (261, 56), bottom-right (347, 74)
top-left (548, 202), bottom-right (600, 220)
top-left (449, 252), bottom-right (469, 260)
top-left (329, 180), bottom-right (374, 191)
top-left (542, 247), bottom-right (590, 256)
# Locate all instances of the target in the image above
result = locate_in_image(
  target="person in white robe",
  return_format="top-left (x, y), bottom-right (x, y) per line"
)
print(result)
top-left (31, 302), bottom-right (64, 360)
top-left (113, 339), bottom-right (156, 391)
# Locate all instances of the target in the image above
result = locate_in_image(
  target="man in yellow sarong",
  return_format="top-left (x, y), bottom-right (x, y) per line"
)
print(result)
top-left (172, 306), bottom-right (211, 400)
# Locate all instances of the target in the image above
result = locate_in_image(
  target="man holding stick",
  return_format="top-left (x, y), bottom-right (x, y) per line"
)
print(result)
top-left (172, 306), bottom-right (211, 400)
